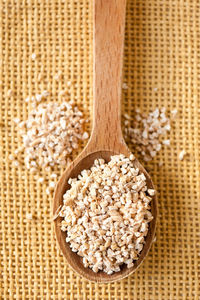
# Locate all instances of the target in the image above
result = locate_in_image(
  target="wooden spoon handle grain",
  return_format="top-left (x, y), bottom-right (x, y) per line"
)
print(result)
top-left (89, 0), bottom-right (127, 151)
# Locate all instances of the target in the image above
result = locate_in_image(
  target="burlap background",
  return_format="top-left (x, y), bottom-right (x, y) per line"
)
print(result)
top-left (0, 0), bottom-right (199, 299)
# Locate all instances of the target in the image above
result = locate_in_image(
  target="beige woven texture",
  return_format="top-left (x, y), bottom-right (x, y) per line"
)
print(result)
top-left (1, 0), bottom-right (200, 299)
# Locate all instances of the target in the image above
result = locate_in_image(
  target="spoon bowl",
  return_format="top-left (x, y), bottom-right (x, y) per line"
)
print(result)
top-left (53, 149), bottom-right (157, 283)
top-left (53, 0), bottom-right (158, 282)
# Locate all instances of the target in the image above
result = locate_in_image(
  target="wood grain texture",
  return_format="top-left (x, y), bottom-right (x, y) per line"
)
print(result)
top-left (90, 0), bottom-right (126, 151)
top-left (53, 0), bottom-right (157, 283)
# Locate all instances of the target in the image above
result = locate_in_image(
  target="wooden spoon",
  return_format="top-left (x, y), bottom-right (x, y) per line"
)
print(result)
top-left (53, 0), bottom-right (157, 283)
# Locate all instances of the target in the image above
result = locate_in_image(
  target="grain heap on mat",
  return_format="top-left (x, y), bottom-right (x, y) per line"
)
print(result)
top-left (15, 101), bottom-right (88, 172)
top-left (59, 154), bottom-right (155, 274)
top-left (124, 108), bottom-right (178, 161)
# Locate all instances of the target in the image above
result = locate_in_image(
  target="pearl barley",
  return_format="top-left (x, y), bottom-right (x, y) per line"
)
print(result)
top-left (59, 154), bottom-right (155, 274)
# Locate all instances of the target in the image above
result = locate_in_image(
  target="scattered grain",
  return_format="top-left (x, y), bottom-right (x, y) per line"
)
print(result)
top-left (13, 118), bottom-right (20, 124)
top-left (124, 108), bottom-right (174, 161)
top-left (59, 89), bottom-right (68, 97)
top-left (38, 177), bottom-right (44, 183)
top-left (55, 71), bottom-right (62, 81)
top-left (31, 53), bottom-right (36, 60)
top-left (122, 83), bottom-right (128, 90)
top-left (163, 139), bottom-right (170, 146)
top-left (7, 89), bottom-right (13, 97)
top-left (171, 109), bottom-right (178, 119)
top-left (41, 90), bottom-right (49, 98)
top-left (9, 154), bottom-right (14, 161)
top-left (49, 181), bottom-right (56, 189)
top-left (14, 160), bottom-right (19, 167)
top-left (179, 150), bottom-right (186, 161)
top-left (52, 205), bottom-right (62, 221)
top-left (50, 173), bottom-right (57, 179)
top-left (26, 213), bottom-right (33, 220)
top-left (37, 73), bottom-right (43, 81)
top-left (46, 188), bottom-right (50, 195)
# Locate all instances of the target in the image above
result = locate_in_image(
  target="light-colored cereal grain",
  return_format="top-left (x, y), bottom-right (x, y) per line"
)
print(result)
top-left (16, 101), bottom-right (88, 172)
top-left (59, 155), bottom-right (154, 274)
top-left (31, 53), bottom-right (36, 60)
top-left (124, 107), bottom-right (175, 161)
top-left (179, 150), bottom-right (186, 161)
top-left (26, 213), bottom-right (33, 220)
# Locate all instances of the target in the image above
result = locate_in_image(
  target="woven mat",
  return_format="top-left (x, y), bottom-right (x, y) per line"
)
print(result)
top-left (1, 0), bottom-right (200, 299)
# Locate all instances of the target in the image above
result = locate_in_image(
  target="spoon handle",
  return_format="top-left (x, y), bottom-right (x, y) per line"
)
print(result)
top-left (89, 0), bottom-right (127, 151)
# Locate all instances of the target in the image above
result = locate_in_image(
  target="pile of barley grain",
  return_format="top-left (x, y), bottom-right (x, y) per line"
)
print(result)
top-left (16, 101), bottom-right (88, 172)
top-left (59, 154), bottom-right (154, 274)
top-left (124, 108), bottom-right (177, 161)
